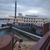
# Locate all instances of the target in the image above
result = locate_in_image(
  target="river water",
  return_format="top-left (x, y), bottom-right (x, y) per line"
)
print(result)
top-left (0, 28), bottom-right (33, 41)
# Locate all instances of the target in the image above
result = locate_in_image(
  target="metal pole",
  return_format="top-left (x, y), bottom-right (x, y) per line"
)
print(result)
top-left (12, 0), bottom-right (17, 50)
top-left (14, 0), bottom-right (17, 24)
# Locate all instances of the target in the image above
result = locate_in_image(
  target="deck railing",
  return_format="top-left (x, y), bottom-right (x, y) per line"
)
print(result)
top-left (30, 31), bottom-right (50, 50)
top-left (30, 23), bottom-right (50, 50)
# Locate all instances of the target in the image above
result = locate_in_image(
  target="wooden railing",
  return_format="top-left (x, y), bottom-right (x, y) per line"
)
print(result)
top-left (30, 31), bottom-right (50, 50)
top-left (30, 23), bottom-right (50, 50)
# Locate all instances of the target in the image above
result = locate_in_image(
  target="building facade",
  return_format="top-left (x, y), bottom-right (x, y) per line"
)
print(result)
top-left (0, 16), bottom-right (49, 27)
top-left (9, 16), bottom-right (49, 26)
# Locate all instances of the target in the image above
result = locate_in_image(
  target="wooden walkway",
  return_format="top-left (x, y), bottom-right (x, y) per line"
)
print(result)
top-left (14, 41), bottom-right (37, 50)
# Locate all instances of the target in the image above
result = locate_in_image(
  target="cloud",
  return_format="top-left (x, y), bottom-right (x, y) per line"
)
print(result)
top-left (0, 2), bottom-right (15, 17)
top-left (0, 3), bottom-right (15, 11)
top-left (0, 0), bottom-right (50, 18)
top-left (0, 0), bottom-right (15, 4)
top-left (17, 0), bottom-right (50, 8)
top-left (22, 7), bottom-right (50, 17)
top-left (17, 0), bottom-right (50, 17)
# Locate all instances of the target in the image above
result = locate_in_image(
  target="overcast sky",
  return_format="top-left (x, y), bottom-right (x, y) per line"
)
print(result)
top-left (0, 0), bottom-right (50, 18)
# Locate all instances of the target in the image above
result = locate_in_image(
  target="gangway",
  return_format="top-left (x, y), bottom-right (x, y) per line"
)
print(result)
top-left (12, 27), bottom-right (42, 41)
